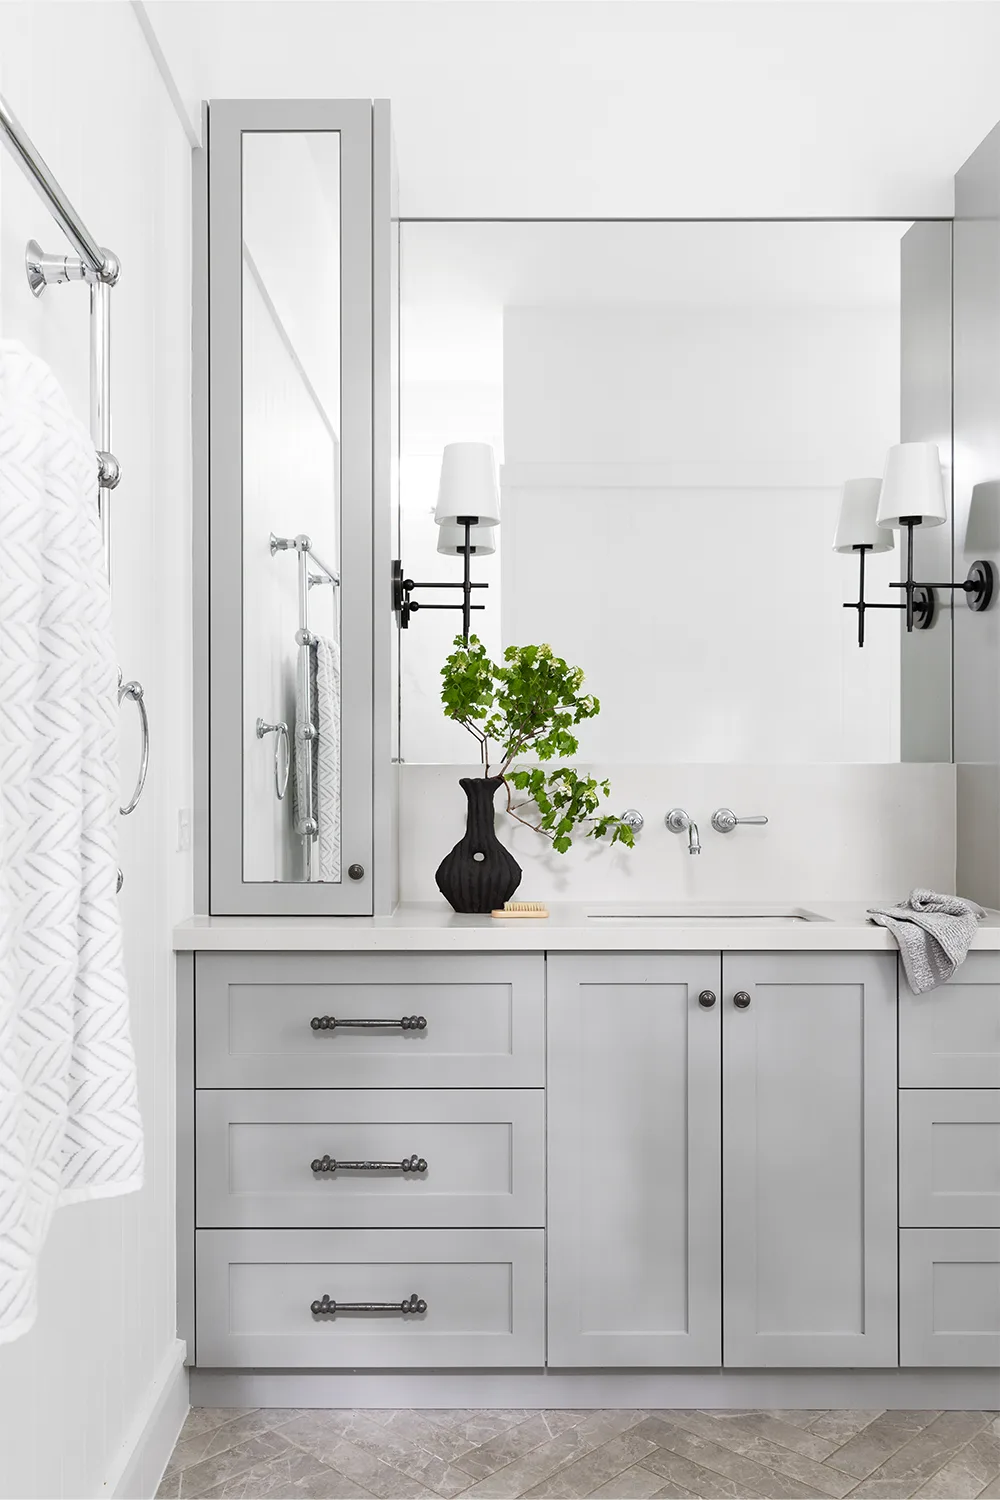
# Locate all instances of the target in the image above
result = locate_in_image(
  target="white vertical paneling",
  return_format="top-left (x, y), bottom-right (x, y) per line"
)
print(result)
top-left (0, 2), bottom-right (191, 1494)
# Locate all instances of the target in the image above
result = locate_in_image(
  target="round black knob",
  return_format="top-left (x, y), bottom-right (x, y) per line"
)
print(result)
top-left (733, 991), bottom-right (752, 1009)
top-left (348, 863), bottom-right (365, 881)
top-left (698, 990), bottom-right (717, 1009)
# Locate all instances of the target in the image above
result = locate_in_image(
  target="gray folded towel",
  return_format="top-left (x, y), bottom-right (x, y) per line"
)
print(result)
top-left (867, 889), bottom-right (986, 994)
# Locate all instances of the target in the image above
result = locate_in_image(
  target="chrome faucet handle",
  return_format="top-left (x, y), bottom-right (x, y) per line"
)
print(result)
top-left (622, 809), bottom-right (644, 834)
top-left (711, 808), bottom-right (768, 834)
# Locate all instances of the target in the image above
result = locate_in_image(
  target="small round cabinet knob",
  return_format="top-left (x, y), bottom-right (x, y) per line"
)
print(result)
top-left (733, 991), bottom-right (752, 1009)
top-left (698, 990), bottom-right (717, 1009)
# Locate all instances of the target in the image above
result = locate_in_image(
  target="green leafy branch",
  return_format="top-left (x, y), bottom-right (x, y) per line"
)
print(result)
top-left (440, 636), bottom-right (635, 855)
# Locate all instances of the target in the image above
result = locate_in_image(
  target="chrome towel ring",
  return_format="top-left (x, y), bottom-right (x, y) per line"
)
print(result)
top-left (256, 717), bottom-right (290, 801)
top-left (118, 677), bottom-right (149, 816)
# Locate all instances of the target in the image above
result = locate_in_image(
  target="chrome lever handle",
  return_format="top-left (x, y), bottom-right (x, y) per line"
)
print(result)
top-left (711, 808), bottom-right (768, 834)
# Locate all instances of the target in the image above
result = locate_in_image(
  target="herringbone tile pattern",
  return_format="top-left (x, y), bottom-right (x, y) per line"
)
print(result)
top-left (157, 1408), bottom-right (1000, 1500)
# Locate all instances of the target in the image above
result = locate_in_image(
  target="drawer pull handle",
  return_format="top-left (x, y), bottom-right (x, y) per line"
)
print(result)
top-left (309, 1015), bottom-right (428, 1031)
top-left (733, 991), bottom-right (752, 1009)
top-left (310, 1293), bottom-right (427, 1316)
top-left (310, 1154), bottom-right (428, 1174)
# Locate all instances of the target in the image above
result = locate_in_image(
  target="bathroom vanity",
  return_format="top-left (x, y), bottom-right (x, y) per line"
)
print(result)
top-left (182, 98), bottom-right (1000, 1408)
top-left (173, 909), bottom-right (1000, 1405)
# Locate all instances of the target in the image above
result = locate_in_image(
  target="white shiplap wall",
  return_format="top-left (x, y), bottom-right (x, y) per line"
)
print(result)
top-left (0, 2), bottom-right (192, 1494)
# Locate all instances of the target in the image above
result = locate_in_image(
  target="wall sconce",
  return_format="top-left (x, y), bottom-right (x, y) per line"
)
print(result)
top-left (393, 442), bottom-right (500, 642)
top-left (836, 444), bottom-right (996, 647)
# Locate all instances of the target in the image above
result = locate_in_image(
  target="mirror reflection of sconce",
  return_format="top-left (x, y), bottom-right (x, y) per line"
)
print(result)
top-left (393, 442), bottom-right (501, 642)
top-left (836, 444), bottom-right (996, 647)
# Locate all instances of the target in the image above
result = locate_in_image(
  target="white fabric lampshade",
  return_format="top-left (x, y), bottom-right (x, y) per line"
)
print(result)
top-left (434, 442), bottom-right (501, 527)
top-left (833, 478), bottom-right (894, 554)
top-left (876, 443), bottom-right (947, 530)
top-left (437, 523), bottom-right (496, 556)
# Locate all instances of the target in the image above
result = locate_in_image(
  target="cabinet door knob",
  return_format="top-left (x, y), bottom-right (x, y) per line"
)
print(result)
top-left (698, 990), bottom-right (717, 1009)
top-left (733, 991), bottom-right (752, 1009)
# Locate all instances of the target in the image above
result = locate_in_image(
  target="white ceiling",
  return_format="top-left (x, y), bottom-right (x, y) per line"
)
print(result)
top-left (142, 0), bottom-right (1000, 217)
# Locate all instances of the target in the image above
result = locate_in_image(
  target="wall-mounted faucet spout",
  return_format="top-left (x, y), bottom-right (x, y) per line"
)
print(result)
top-left (665, 808), bottom-right (700, 854)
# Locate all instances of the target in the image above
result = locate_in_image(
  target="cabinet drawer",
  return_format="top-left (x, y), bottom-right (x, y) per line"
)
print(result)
top-left (900, 1090), bottom-right (1000, 1228)
top-left (195, 1228), bottom-right (545, 1368)
top-left (900, 1229), bottom-right (1000, 1367)
top-left (195, 953), bottom-right (544, 1088)
top-left (899, 955), bottom-right (1000, 1087)
top-left (196, 1089), bottom-right (545, 1229)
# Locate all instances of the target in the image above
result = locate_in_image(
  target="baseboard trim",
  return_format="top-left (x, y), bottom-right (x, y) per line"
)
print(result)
top-left (103, 1339), bottom-right (189, 1498)
top-left (189, 1367), bottom-right (998, 1411)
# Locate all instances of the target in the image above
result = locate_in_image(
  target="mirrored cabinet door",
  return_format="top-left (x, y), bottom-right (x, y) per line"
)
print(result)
top-left (208, 100), bottom-right (374, 914)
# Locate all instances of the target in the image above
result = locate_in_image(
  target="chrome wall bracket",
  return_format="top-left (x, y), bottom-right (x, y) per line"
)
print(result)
top-left (25, 237), bottom-right (120, 297)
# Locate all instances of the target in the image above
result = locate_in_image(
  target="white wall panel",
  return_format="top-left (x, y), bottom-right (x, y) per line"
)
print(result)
top-left (0, 2), bottom-right (192, 1493)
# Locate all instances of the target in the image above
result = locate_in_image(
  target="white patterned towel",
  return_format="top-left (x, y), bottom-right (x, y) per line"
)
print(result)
top-left (868, 888), bottom-right (986, 994)
top-left (0, 341), bottom-right (143, 1345)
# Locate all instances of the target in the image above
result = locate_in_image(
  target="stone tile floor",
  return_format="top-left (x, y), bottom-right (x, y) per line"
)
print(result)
top-left (157, 1408), bottom-right (1000, 1500)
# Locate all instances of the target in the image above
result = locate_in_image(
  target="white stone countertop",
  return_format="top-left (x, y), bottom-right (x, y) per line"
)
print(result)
top-left (173, 901), bottom-right (1000, 952)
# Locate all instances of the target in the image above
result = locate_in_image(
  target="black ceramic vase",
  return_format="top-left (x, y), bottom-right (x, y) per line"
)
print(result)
top-left (435, 776), bottom-right (522, 914)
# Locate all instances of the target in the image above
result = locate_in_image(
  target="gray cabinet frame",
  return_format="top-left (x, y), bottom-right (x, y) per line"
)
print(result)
top-left (207, 99), bottom-right (374, 914)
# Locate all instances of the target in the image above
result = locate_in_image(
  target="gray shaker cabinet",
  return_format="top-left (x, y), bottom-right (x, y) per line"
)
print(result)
top-left (546, 950), bottom-right (899, 1371)
top-left (722, 951), bottom-right (899, 1368)
top-left (547, 953), bottom-right (723, 1367)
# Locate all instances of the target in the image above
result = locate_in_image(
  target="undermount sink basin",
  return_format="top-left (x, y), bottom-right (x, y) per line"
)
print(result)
top-left (587, 904), bottom-right (829, 924)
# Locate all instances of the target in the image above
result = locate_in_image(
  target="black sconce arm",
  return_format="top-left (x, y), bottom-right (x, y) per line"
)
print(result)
top-left (392, 518), bottom-right (490, 643)
top-left (845, 524), bottom-right (996, 648)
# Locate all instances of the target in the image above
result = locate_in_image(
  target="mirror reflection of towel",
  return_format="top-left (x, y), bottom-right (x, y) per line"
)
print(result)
top-left (314, 636), bottom-right (341, 882)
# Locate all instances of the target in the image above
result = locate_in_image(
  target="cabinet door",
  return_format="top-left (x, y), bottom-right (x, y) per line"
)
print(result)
top-left (723, 952), bottom-right (897, 1368)
top-left (547, 953), bottom-right (721, 1367)
top-left (208, 99), bottom-right (375, 913)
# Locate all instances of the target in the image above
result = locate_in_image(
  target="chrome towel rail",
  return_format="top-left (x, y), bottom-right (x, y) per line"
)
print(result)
top-left (0, 91), bottom-right (150, 868)
top-left (270, 531), bottom-right (339, 879)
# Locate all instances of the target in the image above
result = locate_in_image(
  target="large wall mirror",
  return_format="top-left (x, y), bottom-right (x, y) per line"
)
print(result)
top-left (398, 220), bottom-right (954, 766)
